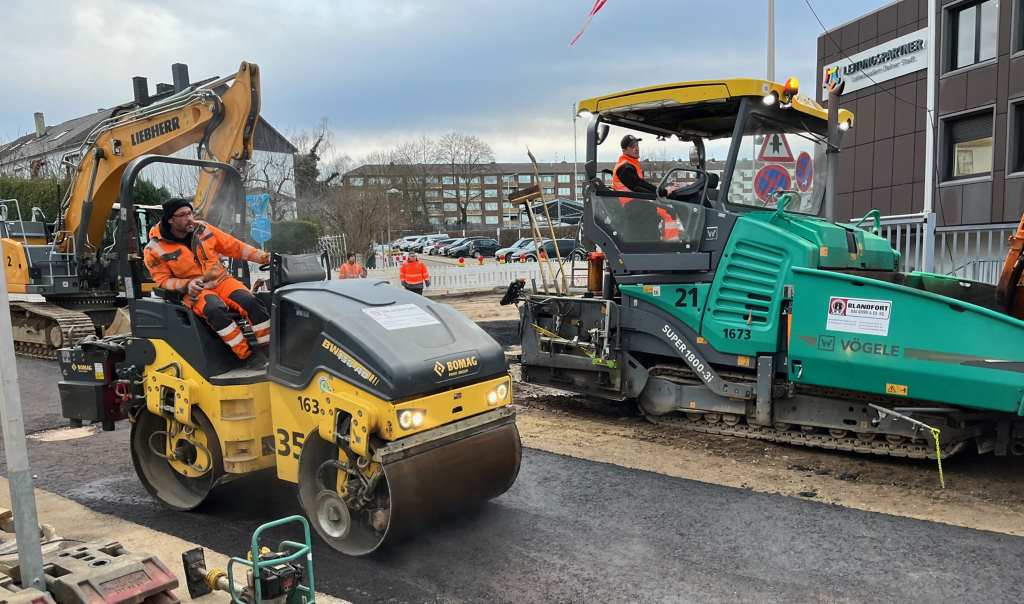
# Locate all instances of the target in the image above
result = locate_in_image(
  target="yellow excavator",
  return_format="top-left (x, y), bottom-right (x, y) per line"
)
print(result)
top-left (1, 61), bottom-right (261, 357)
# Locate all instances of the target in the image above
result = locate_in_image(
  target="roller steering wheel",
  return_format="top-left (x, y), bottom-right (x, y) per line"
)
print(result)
top-left (657, 167), bottom-right (708, 204)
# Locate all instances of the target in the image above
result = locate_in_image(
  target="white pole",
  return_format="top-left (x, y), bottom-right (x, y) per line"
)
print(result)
top-left (0, 260), bottom-right (45, 591)
top-left (767, 0), bottom-right (775, 81)
top-left (922, 0), bottom-right (937, 272)
top-left (572, 102), bottom-right (579, 205)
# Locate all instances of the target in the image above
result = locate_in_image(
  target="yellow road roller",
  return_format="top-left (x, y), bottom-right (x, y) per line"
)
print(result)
top-left (56, 156), bottom-right (521, 555)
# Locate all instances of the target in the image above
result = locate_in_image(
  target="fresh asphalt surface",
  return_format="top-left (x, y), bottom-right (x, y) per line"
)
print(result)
top-left (6, 357), bottom-right (1024, 603)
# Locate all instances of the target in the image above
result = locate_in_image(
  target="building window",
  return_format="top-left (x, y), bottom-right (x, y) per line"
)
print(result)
top-left (442, 176), bottom-right (454, 184)
top-left (443, 202), bottom-right (458, 212)
top-left (541, 175), bottom-right (554, 183)
top-left (517, 174), bottom-right (532, 184)
top-left (484, 175), bottom-right (498, 184)
top-left (942, 111), bottom-right (993, 180)
top-left (557, 187), bottom-right (570, 196)
top-left (948, 0), bottom-right (997, 70)
top-left (467, 202), bottom-right (481, 212)
top-left (443, 189), bottom-right (457, 198)
top-left (1010, 100), bottom-right (1024, 173)
top-left (426, 190), bottom-right (440, 198)
top-left (461, 176), bottom-right (480, 185)
top-left (485, 216), bottom-right (499, 224)
top-left (429, 217), bottom-right (441, 225)
top-left (426, 176), bottom-right (439, 184)
top-left (485, 202), bottom-right (499, 211)
top-left (468, 216), bottom-right (482, 224)
top-left (557, 174), bottom-right (570, 183)
top-left (543, 187), bottom-right (555, 195)
top-left (484, 189), bottom-right (497, 198)
top-left (349, 177), bottom-right (364, 186)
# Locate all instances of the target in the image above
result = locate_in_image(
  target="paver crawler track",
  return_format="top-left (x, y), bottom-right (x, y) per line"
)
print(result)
top-left (644, 365), bottom-right (967, 460)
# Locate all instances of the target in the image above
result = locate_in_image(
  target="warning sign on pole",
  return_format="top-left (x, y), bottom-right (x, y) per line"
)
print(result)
top-left (757, 133), bottom-right (794, 163)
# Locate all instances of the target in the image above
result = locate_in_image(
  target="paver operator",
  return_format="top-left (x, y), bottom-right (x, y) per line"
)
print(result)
top-left (144, 198), bottom-right (271, 361)
top-left (613, 134), bottom-right (682, 241)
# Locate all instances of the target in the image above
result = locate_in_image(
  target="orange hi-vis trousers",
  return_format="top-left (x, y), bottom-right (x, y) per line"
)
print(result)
top-left (186, 277), bottom-right (270, 359)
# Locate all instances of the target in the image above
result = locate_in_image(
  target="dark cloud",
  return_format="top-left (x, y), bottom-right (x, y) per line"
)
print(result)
top-left (0, 0), bottom-right (887, 160)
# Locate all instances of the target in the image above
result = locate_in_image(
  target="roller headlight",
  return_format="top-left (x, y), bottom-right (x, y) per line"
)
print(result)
top-left (497, 383), bottom-right (509, 400)
top-left (487, 391), bottom-right (499, 405)
top-left (398, 409), bottom-right (425, 430)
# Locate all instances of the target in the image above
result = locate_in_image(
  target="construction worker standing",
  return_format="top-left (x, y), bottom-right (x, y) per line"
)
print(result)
top-left (338, 253), bottom-right (367, 279)
top-left (399, 252), bottom-right (430, 295)
top-left (144, 198), bottom-right (271, 363)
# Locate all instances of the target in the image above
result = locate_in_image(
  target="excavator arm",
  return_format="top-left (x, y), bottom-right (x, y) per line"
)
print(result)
top-left (997, 212), bottom-right (1024, 320)
top-left (56, 61), bottom-right (260, 257)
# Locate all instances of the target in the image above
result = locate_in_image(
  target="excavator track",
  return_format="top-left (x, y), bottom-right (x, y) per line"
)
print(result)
top-left (10, 302), bottom-right (97, 360)
top-left (644, 365), bottom-right (968, 460)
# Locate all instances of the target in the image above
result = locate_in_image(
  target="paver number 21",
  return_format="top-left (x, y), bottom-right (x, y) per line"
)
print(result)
top-left (675, 287), bottom-right (698, 308)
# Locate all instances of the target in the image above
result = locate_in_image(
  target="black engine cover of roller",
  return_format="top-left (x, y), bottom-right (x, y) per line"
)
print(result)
top-left (268, 280), bottom-right (507, 401)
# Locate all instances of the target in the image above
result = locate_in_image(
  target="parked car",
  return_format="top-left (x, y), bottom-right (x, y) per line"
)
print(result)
top-left (410, 234), bottom-right (449, 252)
top-left (494, 237), bottom-right (533, 263)
top-left (450, 238), bottom-right (501, 258)
top-left (509, 239), bottom-right (585, 262)
top-left (428, 238), bottom-right (458, 255)
top-left (395, 235), bottom-right (423, 251)
top-left (440, 236), bottom-right (485, 256)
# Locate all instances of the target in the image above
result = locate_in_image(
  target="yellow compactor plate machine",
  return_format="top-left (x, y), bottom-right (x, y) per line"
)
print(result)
top-left (56, 156), bottom-right (521, 555)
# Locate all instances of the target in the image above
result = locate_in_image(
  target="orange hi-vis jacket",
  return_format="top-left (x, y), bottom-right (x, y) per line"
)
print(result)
top-left (613, 153), bottom-right (679, 241)
top-left (338, 261), bottom-right (366, 279)
top-left (144, 221), bottom-right (269, 292)
top-left (399, 259), bottom-right (430, 286)
top-left (612, 153), bottom-right (644, 207)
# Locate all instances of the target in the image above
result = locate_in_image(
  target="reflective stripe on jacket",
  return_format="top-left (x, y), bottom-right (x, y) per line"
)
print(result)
top-left (143, 221), bottom-right (269, 291)
top-left (399, 260), bottom-right (430, 286)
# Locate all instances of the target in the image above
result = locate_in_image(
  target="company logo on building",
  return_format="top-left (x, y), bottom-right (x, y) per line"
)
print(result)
top-left (820, 28), bottom-right (927, 94)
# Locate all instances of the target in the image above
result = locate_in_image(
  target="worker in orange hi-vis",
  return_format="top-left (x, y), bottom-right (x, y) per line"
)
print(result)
top-left (399, 252), bottom-right (431, 295)
top-left (337, 253), bottom-right (367, 279)
top-left (144, 198), bottom-right (271, 363)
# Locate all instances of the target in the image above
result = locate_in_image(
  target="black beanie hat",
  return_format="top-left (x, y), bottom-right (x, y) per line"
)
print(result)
top-left (161, 197), bottom-right (193, 223)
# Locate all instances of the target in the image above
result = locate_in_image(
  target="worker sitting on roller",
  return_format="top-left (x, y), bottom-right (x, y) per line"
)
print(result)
top-left (338, 253), bottom-right (367, 279)
top-left (613, 134), bottom-right (681, 241)
top-left (144, 198), bottom-right (271, 362)
top-left (399, 252), bottom-right (430, 295)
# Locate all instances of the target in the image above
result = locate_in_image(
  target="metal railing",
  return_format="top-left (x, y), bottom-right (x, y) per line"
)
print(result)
top-left (846, 211), bottom-right (1015, 285)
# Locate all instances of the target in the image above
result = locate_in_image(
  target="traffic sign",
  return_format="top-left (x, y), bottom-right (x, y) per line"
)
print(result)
top-left (754, 164), bottom-right (791, 202)
top-left (251, 216), bottom-right (272, 245)
top-left (757, 133), bottom-right (794, 163)
top-left (794, 152), bottom-right (813, 192)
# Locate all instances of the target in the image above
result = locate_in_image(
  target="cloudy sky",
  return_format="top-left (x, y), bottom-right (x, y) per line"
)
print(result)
top-left (1, 0), bottom-right (887, 164)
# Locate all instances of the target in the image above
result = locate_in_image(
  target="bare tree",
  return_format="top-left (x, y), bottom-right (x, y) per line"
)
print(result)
top-left (435, 132), bottom-right (494, 226)
top-left (392, 136), bottom-right (439, 222)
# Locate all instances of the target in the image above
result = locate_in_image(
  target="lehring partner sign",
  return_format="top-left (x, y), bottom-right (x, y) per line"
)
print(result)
top-left (821, 28), bottom-right (927, 95)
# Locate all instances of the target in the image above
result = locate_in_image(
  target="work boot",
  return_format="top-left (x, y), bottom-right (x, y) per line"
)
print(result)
top-left (242, 349), bottom-right (268, 371)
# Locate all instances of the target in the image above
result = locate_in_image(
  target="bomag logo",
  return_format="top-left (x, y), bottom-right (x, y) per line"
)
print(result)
top-left (130, 117), bottom-right (180, 146)
top-left (434, 355), bottom-right (478, 379)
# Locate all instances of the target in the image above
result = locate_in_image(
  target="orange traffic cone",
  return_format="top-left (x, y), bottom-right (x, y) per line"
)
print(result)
top-left (477, 255), bottom-right (485, 266)
top-left (458, 257), bottom-right (465, 267)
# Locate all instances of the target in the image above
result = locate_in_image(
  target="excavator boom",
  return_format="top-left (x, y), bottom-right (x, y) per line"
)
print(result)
top-left (58, 61), bottom-right (260, 256)
top-left (2, 61), bottom-right (261, 358)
